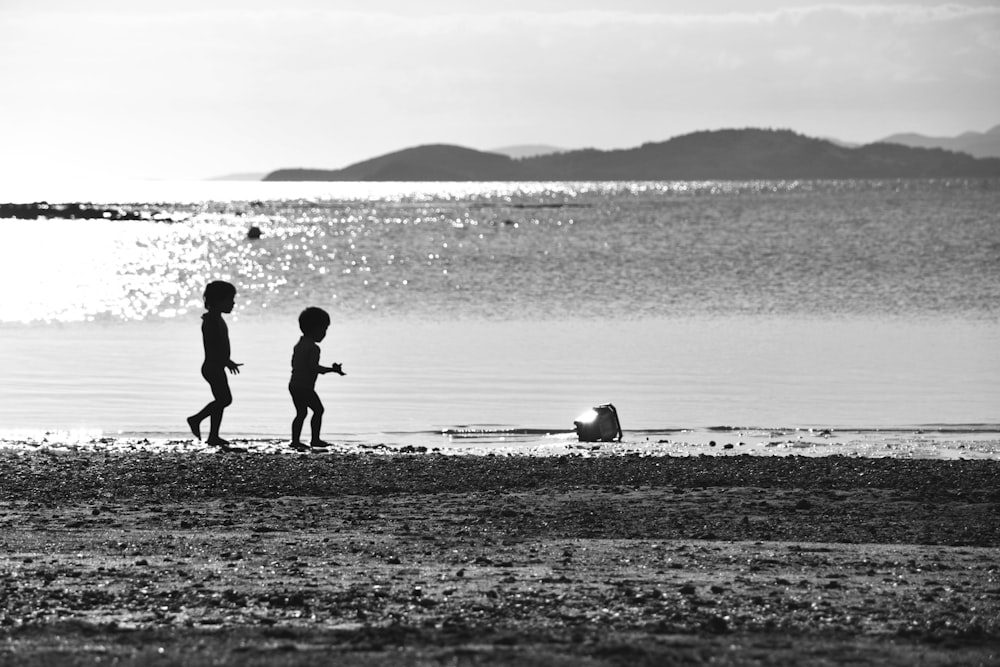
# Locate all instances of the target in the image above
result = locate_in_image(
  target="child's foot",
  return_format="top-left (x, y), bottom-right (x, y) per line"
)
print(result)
top-left (290, 441), bottom-right (311, 452)
top-left (206, 436), bottom-right (230, 447)
top-left (310, 440), bottom-right (331, 449)
top-left (187, 416), bottom-right (201, 440)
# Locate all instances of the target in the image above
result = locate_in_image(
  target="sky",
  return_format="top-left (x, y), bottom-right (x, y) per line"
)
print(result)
top-left (1, 0), bottom-right (999, 181)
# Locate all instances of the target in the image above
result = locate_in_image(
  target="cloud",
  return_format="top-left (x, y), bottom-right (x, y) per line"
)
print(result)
top-left (13, 2), bottom-right (998, 27)
top-left (331, 4), bottom-right (1000, 29)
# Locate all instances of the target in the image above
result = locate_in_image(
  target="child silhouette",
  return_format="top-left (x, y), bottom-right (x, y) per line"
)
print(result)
top-left (187, 281), bottom-right (243, 447)
top-left (289, 307), bottom-right (345, 450)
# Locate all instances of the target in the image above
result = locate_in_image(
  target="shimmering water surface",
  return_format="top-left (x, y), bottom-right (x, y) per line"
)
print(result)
top-left (1, 180), bottom-right (998, 455)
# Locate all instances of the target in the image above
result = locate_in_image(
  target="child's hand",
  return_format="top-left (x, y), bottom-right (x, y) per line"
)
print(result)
top-left (226, 361), bottom-right (243, 375)
top-left (331, 363), bottom-right (346, 376)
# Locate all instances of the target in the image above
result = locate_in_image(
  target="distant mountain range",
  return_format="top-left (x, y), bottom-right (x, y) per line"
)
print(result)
top-left (493, 128), bottom-right (1000, 159)
top-left (207, 127), bottom-right (999, 180)
top-left (877, 124), bottom-right (1000, 159)
top-left (492, 129), bottom-right (1000, 162)
top-left (262, 128), bottom-right (1000, 181)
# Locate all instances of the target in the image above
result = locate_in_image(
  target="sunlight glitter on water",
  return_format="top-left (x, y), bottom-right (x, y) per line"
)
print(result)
top-left (0, 219), bottom-right (209, 323)
top-left (4, 179), bottom-right (999, 323)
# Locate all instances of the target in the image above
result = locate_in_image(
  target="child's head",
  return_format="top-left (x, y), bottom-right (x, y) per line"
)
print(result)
top-left (203, 280), bottom-right (237, 312)
top-left (298, 307), bottom-right (331, 341)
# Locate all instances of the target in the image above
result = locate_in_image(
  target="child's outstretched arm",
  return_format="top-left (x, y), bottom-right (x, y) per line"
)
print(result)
top-left (320, 363), bottom-right (346, 376)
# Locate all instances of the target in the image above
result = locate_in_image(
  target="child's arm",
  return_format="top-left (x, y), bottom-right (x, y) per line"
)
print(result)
top-left (204, 316), bottom-right (242, 373)
top-left (220, 324), bottom-right (242, 374)
top-left (320, 363), bottom-right (346, 376)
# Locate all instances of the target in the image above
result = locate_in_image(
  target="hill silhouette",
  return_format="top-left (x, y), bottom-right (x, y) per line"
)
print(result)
top-left (267, 145), bottom-right (521, 181)
top-left (490, 144), bottom-right (565, 159)
top-left (264, 128), bottom-right (1000, 181)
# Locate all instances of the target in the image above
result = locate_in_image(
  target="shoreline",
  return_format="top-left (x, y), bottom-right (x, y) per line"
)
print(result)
top-left (2, 450), bottom-right (998, 665)
top-left (3, 427), bottom-right (1000, 460)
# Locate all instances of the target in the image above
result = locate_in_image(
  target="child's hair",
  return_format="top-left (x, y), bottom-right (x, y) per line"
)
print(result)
top-left (299, 306), bottom-right (331, 333)
top-left (203, 280), bottom-right (237, 309)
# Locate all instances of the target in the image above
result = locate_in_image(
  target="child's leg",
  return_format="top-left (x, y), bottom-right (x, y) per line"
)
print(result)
top-left (308, 392), bottom-right (325, 445)
top-left (289, 387), bottom-right (310, 444)
top-left (189, 366), bottom-right (230, 440)
top-left (203, 368), bottom-right (233, 444)
top-left (186, 414), bottom-right (202, 440)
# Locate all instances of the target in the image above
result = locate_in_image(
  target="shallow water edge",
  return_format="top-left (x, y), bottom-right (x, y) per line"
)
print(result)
top-left (3, 425), bottom-right (999, 460)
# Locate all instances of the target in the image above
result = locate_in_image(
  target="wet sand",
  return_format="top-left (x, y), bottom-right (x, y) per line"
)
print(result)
top-left (1, 448), bottom-right (998, 666)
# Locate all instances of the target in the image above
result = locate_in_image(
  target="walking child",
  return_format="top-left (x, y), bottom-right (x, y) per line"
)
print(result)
top-left (289, 307), bottom-right (345, 450)
top-left (187, 280), bottom-right (242, 447)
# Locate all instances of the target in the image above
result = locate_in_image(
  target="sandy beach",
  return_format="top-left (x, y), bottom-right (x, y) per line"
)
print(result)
top-left (1, 446), bottom-right (998, 666)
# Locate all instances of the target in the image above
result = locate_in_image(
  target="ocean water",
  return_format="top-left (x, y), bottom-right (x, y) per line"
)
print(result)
top-left (1, 179), bottom-right (998, 456)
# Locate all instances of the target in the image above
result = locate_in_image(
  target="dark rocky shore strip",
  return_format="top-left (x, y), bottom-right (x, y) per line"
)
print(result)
top-left (3, 450), bottom-right (998, 513)
top-left (5, 450), bottom-right (1000, 498)
top-left (0, 202), bottom-right (160, 221)
top-left (2, 451), bottom-right (998, 666)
